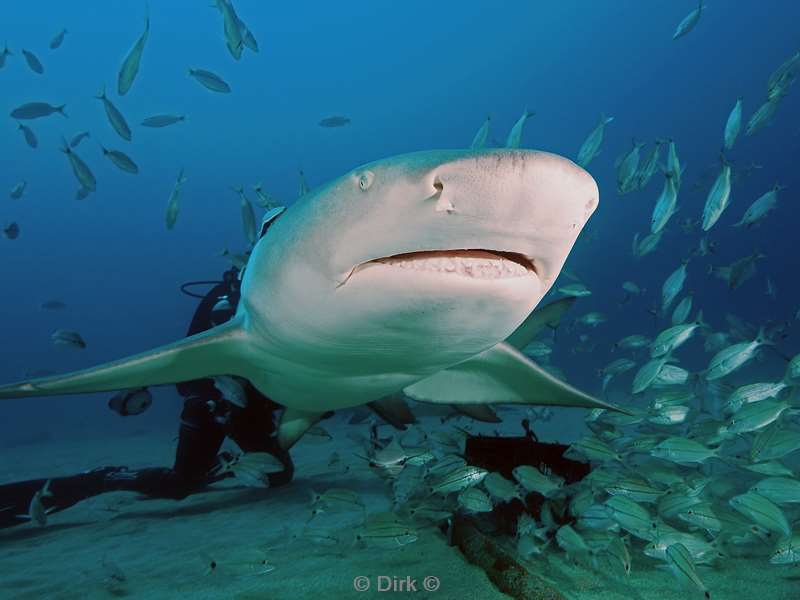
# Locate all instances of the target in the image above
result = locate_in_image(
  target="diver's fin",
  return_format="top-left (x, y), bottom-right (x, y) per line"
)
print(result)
top-left (403, 342), bottom-right (631, 414)
top-left (277, 408), bottom-right (325, 450)
top-left (0, 318), bottom-right (250, 399)
top-left (452, 404), bottom-right (501, 423)
top-left (505, 297), bottom-right (576, 350)
top-left (368, 394), bottom-right (417, 429)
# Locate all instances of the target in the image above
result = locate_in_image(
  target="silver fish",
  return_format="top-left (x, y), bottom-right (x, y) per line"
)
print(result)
top-left (10, 102), bottom-right (66, 120)
top-left (100, 145), bottom-right (139, 174)
top-left (189, 68), bottom-right (231, 93)
top-left (470, 115), bottom-right (491, 150)
top-left (118, 9), bottom-right (149, 95)
top-left (748, 477), bottom-right (800, 505)
top-left (577, 114), bottom-right (614, 168)
top-left (723, 97), bottom-right (743, 151)
top-left (21, 48), bottom-right (43, 74)
top-left (665, 543), bottom-right (710, 599)
top-left (729, 491), bottom-right (791, 537)
top-left (17, 122), bottom-right (38, 148)
top-left (95, 87), bottom-right (132, 141)
top-left (705, 328), bottom-right (769, 380)
top-left (165, 168), bottom-right (188, 230)
top-left (505, 108), bottom-right (535, 148)
top-left (672, 0), bottom-right (705, 40)
top-left (733, 184), bottom-right (782, 228)
top-left (141, 114), bottom-right (186, 128)
top-left (651, 170), bottom-right (679, 234)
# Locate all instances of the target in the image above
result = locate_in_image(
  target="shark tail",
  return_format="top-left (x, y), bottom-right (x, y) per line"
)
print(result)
top-left (0, 317), bottom-right (252, 400)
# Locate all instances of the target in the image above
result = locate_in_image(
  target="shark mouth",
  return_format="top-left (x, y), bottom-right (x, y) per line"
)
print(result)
top-left (338, 250), bottom-right (538, 287)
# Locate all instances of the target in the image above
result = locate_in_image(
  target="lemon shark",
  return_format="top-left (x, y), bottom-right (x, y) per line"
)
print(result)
top-left (0, 149), bottom-right (625, 448)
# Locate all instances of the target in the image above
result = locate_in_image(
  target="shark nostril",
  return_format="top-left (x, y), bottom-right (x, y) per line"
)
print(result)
top-left (433, 179), bottom-right (443, 194)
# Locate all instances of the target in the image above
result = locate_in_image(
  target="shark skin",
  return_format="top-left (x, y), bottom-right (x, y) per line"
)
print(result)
top-left (0, 149), bottom-right (624, 448)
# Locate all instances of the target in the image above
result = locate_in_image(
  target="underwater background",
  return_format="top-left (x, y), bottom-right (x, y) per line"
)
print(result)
top-left (2, 1), bottom-right (800, 599)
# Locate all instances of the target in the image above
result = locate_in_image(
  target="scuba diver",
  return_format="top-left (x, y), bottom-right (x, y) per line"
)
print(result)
top-left (0, 210), bottom-right (295, 530)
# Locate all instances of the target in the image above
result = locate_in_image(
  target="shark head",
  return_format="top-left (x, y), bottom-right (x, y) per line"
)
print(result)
top-left (244, 149), bottom-right (597, 384)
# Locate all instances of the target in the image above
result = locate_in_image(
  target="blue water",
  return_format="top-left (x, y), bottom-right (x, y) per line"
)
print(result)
top-left (1, 0), bottom-right (798, 520)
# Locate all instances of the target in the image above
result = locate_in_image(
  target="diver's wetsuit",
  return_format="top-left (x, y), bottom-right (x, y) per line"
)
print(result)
top-left (0, 268), bottom-right (292, 530)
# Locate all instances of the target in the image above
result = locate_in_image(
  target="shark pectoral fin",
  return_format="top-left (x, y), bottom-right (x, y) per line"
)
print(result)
top-left (0, 318), bottom-right (249, 400)
top-left (277, 408), bottom-right (326, 450)
top-left (505, 297), bottom-right (577, 350)
top-left (452, 404), bottom-right (501, 423)
top-left (368, 394), bottom-right (417, 429)
top-left (403, 342), bottom-right (631, 414)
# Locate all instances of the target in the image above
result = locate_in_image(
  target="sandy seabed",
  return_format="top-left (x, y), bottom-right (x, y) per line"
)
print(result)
top-left (0, 412), bottom-right (798, 600)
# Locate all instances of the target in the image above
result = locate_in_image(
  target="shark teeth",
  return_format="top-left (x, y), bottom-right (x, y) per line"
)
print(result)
top-left (375, 250), bottom-right (530, 279)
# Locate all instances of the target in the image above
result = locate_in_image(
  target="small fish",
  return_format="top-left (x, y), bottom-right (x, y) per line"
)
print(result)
top-left (721, 399), bottom-right (793, 436)
top-left (750, 425), bottom-right (800, 462)
top-left (25, 480), bottom-right (54, 526)
top-left (733, 184), bottom-right (782, 228)
top-left (703, 156), bottom-right (731, 231)
top-left (604, 496), bottom-right (656, 540)
top-left (310, 487), bottom-right (364, 513)
top-left (17, 122), bottom-right (38, 148)
top-left (705, 328), bottom-right (769, 380)
top-left (577, 113), bottom-right (614, 168)
top-left (189, 68), bottom-right (231, 93)
top-left (216, 0), bottom-right (244, 60)
top-left (651, 171), bottom-right (679, 234)
top-left (725, 381), bottom-right (789, 414)
top-left (724, 97), bottom-right (743, 150)
top-left (665, 543), bottom-right (710, 599)
top-left (9, 181), bottom-right (27, 199)
top-left (204, 547), bottom-right (275, 576)
top-left (748, 477), bottom-right (800, 505)
top-left (672, 0), bottom-right (705, 40)
top-left (60, 138), bottom-right (97, 192)
top-left (298, 169), bottom-right (310, 197)
top-left (100, 144), bottom-right (139, 174)
top-left (555, 524), bottom-right (591, 560)
top-left (49, 28), bottom-right (68, 49)
top-left (708, 250), bottom-right (765, 290)
top-left (70, 131), bottom-right (90, 148)
top-left (729, 491), bottom-right (791, 537)
top-left (0, 43), bottom-right (11, 68)
top-left (429, 465), bottom-right (487, 496)
top-left (650, 437), bottom-right (717, 465)
top-left (319, 116), bottom-right (350, 127)
top-left (632, 356), bottom-right (670, 394)
top-left (355, 513), bottom-right (418, 548)
top-left (470, 115), bottom-right (491, 149)
top-left (566, 436), bottom-right (622, 463)
top-left (213, 375), bottom-right (247, 408)
top-left (557, 282), bottom-right (591, 297)
top-left (665, 140), bottom-right (683, 190)
top-left (606, 478), bottom-right (665, 504)
top-left (40, 300), bottom-right (67, 311)
top-left (632, 229), bottom-right (663, 258)
top-left (51, 329), bottom-right (86, 349)
top-left (232, 186), bottom-right (257, 245)
top-left (457, 487), bottom-right (493, 513)
top-left (165, 168), bottom-right (188, 230)
top-left (252, 182), bottom-right (278, 209)
top-left (3, 222), bottom-right (20, 240)
top-left (770, 535), bottom-right (800, 565)
top-left (10, 102), bottom-right (66, 120)
top-left (118, 8), bottom-right (149, 95)
top-left (141, 114), bottom-right (186, 127)
top-left (214, 452), bottom-right (285, 487)
top-left (96, 86), bottom-right (132, 141)
top-left (21, 49), bottom-right (44, 74)
top-left (108, 388), bottom-right (152, 416)
top-left (746, 96), bottom-right (782, 136)
top-left (661, 261), bottom-right (688, 312)
top-left (483, 471), bottom-right (522, 503)
top-left (614, 334), bottom-right (650, 351)
top-left (636, 139), bottom-right (663, 190)
top-left (651, 312), bottom-right (706, 357)
top-left (671, 295), bottom-right (693, 325)
top-left (512, 465), bottom-right (564, 497)
top-left (505, 108), bottom-right (535, 148)
top-left (616, 139), bottom-right (644, 194)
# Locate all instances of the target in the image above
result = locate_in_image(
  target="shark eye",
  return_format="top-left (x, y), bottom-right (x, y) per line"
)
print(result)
top-left (358, 171), bottom-right (374, 191)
